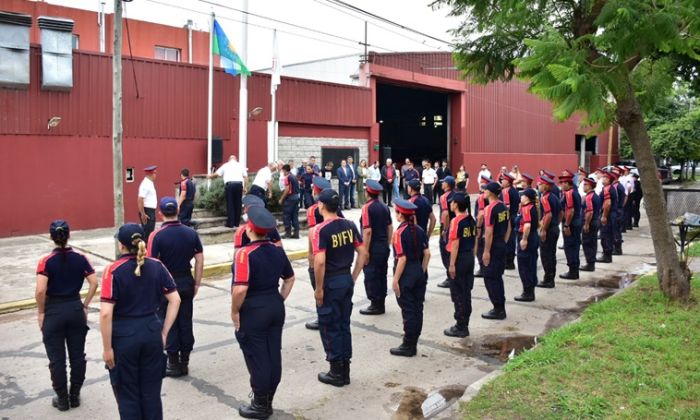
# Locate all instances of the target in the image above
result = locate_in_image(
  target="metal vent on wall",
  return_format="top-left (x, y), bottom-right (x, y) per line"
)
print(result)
top-left (0, 11), bottom-right (32, 89)
top-left (38, 16), bottom-right (74, 91)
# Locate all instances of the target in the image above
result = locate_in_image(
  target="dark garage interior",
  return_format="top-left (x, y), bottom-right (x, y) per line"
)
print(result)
top-left (376, 83), bottom-right (449, 165)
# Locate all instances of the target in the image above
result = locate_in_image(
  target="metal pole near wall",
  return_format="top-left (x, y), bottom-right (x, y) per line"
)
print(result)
top-left (112, 0), bottom-right (124, 258)
top-left (238, 0), bottom-right (249, 169)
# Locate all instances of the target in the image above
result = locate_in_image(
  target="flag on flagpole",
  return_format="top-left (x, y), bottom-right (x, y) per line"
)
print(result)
top-left (212, 19), bottom-right (250, 76)
top-left (271, 30), bottom-right (281, 93)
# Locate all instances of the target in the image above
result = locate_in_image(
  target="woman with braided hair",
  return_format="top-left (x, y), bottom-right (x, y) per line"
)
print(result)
top-left (100, 223), bottom-right (181, 420)
top-left (36, 220), bottom-right (98, 411)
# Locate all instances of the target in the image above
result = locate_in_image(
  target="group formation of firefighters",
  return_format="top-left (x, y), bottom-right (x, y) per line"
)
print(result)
top-left (34, 162), bottom-right (641, 419)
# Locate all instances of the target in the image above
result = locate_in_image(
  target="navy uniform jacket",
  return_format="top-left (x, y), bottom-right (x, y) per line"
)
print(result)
top-left (499, 186), bottom-right (520, 218)
top-left (582, 191), bottom-right (602, 223)
top-left (484, 200), bottom-right (510, 249)
top-left (518, 203), bottom-right (539, 242)
top-left (550, 184), bottom-right (561, 199)
top-left (283, 173), bottom-right (299, 195)
top-left (232, 241), bottom-right (294, 298)
top-left (561, 189), bottom-right (582, 227)
top-left (447, 214), bottom-right (476, 254)
top-left (234, 227), bottom-right (282, 249)
top-left (439, 190), bottom-right (456, 231)
top-left (300, 172), bottom-right (314, 192)
top-left (540, 192), bottom-right (561, 228)
top-left (474, 192), bottom-right (489, 238)
top-left (312, 218), bottom-right (363, 275)
top-left (337, 167), bottom-right (352, 184)
top-left (37, 248), bottom-right (95, 297)
top-left (307, 203), bottom-right (345, 228)
top-left (359, 199), bottom-right (392, 243)
top-left (179, 178), bottom-right (196, 201)
top-left (392, 222), bottom-right (428, 264)
top-left (613, 181), bottom-right (626, 210)
top-left (600, 185), bottom-right (618, 215)
top-left (101, 255), bottom-right (177, 317)
top-left (409, 194), bottom-right (433, 233)
top-left (148, 221), bottom-right (203, 273)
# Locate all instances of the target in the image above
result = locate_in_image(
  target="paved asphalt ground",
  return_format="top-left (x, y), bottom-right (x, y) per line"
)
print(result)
top-left (0, 209), bottom-right (656, 419)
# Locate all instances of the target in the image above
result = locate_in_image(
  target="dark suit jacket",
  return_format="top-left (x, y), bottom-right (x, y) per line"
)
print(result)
top-left (380, 166), bottom-right (395, 186)
top-left (337, 166), bottom-right (351, 184)
top-left (347, 164), bottom-right (357, 183)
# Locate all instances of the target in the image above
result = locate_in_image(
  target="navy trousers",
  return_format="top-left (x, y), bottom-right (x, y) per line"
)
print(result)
top-left (539, 226), bottom-right (560, 279)
top-left (582, 223), bottom-right (599, 264)
top-left (178, 200), bottom-right (194, 226)
top-left (317, 274), bottom-right (354, 362)
top-left (249, 185), bottom-right (267, 207)
top-left (476, 237), bottom-right (485, 273)
top-left (236, 294), bottom-right (285, 394)
top-left (449, 254), bottom-right (474, 327)
top-left (142, 207), bottom-right (156, 242)
top-left (160, 274), bottom-right (195, 354)
top-left (363, 243), bottom-right (390, 304)
top-left (615, 208), bottom-right (624, 245)
top-left (563, 224), bottom-right (582, 270)
top-left (517, 235), bottom-right (539, 289)
top-left (600, 212), bottom-right (617, 256)
top-left (282, 195), bottom-right (300, 231)
top-left (339, 183), bottom-right (350, 209)
top-left (439, 233), bottom-right (452, 281)
top-left (395, 263), bottom-right (427, 339)
top-left (42, 298), bottom-right (88, 392)
top-left (225, 181), bottom-right (243, 227)
top-left (505, 218), bottom-right (517, 265)
top-left (483, 246), bottom-right (506, 306)
top-left (109, 315), bottom-right (166, 420)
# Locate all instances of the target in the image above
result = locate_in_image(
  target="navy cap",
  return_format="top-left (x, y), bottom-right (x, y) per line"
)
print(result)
top-left (522, 188), bottom-right (537, 201)
top-left (394, 198), bottom-right (417, 215)
top-left (144, 165), bottom-right (157, 173)
top-left (366, 179), bottom-right (383, 194)
top-left (49, 219), bottom-right (70, 235)
top-left (116, 223), bottom-right (145, 249)
top-left (484, 181), bottom-right (501, 194)
top-left (407, 179), bottom-right (421, 191)
top-left (537, 175), bottom-right (555, 186)
top-left (441, 176), bottom-right (455, 187)
top-left (318, 188), bottom-right (340, 205)
top-left (159, 197), bottom-right (178, 216)
top-left (521, 173), bottom-right (534, 183)
top-left (242, 194), bottom-right (264, 209)
top-left (312, 176), bottom-right (331, 191)
top-left (449, 192), bottom-right (468, 205)
top-left (246, 206), bottom-right (276, 234)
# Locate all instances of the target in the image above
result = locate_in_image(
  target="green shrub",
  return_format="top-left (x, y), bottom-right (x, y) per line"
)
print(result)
top-left (195, 178), bottom-right (226, 216)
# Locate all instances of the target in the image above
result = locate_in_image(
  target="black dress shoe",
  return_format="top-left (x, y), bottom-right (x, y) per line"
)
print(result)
top-left (536, 280), bottom-right (555, 288)
top-left (390, 337), bottom-right (418, 357)
top-left (437, 279), bottom-right (451, 288)
top-left (514, 292), bottom-right (535, 302)
top-left (359, 304), bottom-right (385, 315)
top-left (596, 255), bottom-right (612, 263)
top-left (443, 325), bottom-right (469, 337)
top-left (505, 262), bottom-right (516, 270)
top-left (305, 319), bottom-right (319, 330)
top-left (559, 271), bottom-right (579, 280)
top-left (612, 249), bottom-right (623, 256)
top-left (481, 308), bottom-right (507, 320)
top-left (579, 264), bottom-right (595, 272)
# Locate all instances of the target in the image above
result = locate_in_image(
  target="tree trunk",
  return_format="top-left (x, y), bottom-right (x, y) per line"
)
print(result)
top-left (615, 81), bottom-right (690, 301)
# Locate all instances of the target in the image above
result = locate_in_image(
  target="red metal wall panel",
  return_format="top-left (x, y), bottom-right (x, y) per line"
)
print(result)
top-left (368, 52), bottom-right (461, 80)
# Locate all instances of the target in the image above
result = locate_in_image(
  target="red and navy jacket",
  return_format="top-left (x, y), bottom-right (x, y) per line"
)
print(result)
top-left (100, 255), bottom-right (177, 317)
top-left (392, 221), bottom-right (428, 264)
top-left (560, 188), bottom-right (582, 227)
top-left (583, 190), bottom-right (602, 223)
top-left (599, 184), bottom-right (618, 215)
top-left (499, 186), bottom-right (520, 219)
top-left (147, 221), bottom-right (203, 274)
top-left (234, 227), bottom-right (282, 249)
top-left (283, 173), bottom-right (299, 196)
top-left (312, 218), bottom-right (362, 276)
top-left (307, 202), bottom-right (344, 228)
top-left (484, 199), bottom-right (510, 249)
top-left (475, 192), bottom-right (489, 238)
top-left (359, 198), bottom-right (392, 244)
top-left (447, 214), bottom-right (476, 254)
top-left (179, 177), bottom-right (196, 201)
top-left (518, 203), bottom-right (539, 242)
top-left (613, 181), bottom-right (626, 210)
top-left (36, 248), bottom-right (94, 297)
top-left (232, 240), bottom-right (294, 298)
top-left (409, 193), bottom-right (433, 234)
top-left (540, 191), bottom-right (561, 227)
top-left (439, 190), bottom-right (456, 232)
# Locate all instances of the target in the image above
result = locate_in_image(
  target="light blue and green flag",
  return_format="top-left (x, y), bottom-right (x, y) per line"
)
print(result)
top-left (212, 19), bottom-right (250, 76)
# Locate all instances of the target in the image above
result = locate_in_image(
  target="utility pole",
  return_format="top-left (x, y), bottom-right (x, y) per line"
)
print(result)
top-left (113, 0), bottom-right (124, 258)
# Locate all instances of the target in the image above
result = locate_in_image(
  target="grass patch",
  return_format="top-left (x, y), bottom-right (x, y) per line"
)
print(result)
top-left (689, 241), bottom-right (700, 258)
top-left (461, 275), bottom-right (700, 419)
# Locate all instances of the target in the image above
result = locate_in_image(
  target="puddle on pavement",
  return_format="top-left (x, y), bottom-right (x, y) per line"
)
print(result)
top-left (391, 385), bottom-right (467, 419)
top-left (578, 272), bottom-right (638, 289)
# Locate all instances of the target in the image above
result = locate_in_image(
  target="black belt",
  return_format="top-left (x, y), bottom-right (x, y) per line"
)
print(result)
top-left (46, 295), bottom-right (80, 304)
top-left (326, 269), bottom-right (351, 278)
top-left (226, 181), bottom-right (243, 185)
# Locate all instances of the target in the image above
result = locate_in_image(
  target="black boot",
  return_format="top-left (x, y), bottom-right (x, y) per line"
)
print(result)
top-left (283, 228), bottom-right (292, 239)
top-left (52, 387), bottom-right (69, 411)
top-left (437, 279), bottom-right (451, 288)
top-left (536, 275), bottom-right (555, 288)
top-left (474, 269), bottom-right (484, 278)
top-left (596, 254), bottom-right (612, 263)
top-left (305, 318), bottom-right (319, 330)
top-left (443, 324), bottom-right (469, 337)
top-left (359, 301), bottom-right (385, 315)
top-left (481, 305), bottom-right (507, 320)
top-left (514, 288), bottom-right (535, 302)
top-left (559, 269), bottom-right (579, 280)
top-left (291, 229), bottom-right (300, 239)
top-left (68, 383), bottom-right (81, 408)
top-left (166, 352), bottom-right (182, 377)
top-left (579, 263), bottom-right (595, 272)
top-left (239, 392), bottom-right (272, 419)
top-left (343, 359), bottom-right (351, 385)
top-left (318, 361), bottom-right (345, 387)
top-left (390, 336), bottom-right (418, 356)
top-left (505, 260), bottom-right (516, 270)
top-left (180, 352), bottom-right (190, 376)
top-left (613, 244), bottom-right (623, 255)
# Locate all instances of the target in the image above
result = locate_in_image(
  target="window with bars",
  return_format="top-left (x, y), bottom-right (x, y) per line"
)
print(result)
top-left (155, 46), bottom-right (180, 62)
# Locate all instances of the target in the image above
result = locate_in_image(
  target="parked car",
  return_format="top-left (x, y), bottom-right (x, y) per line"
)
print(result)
top-left (601, 164), bottom-right (672, 184)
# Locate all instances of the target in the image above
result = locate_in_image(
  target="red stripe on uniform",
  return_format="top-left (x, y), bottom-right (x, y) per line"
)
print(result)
top-left (447, 214), bottom-right (465, 252)
top-left (361, 201), bottom-right (372, 229)
top-left (307, 204), bottom-right (319, 227)
top-left (36, 251), bottom-right (58, 276)
top-left (100, 256), bottom-right (131, 302)
top-left (393, 224), bottom-right (407, 257)
top-left (233, 227), bottom-right (245, 248)
top-left (312, 219), bottom-right (334, 255)
top-left (484, 201), bottom-right (498, 227)
top-left (542, 193), bottom-right (552, 214)
top-left (566, 190), bottom-right (574, 209)
top-left (586, 192), bottom-right (594, 213)
top-left (233, 243), bottom-right (264, 285)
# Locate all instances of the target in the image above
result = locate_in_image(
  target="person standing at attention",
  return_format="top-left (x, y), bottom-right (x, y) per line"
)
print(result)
top-left (177, 168), bottom-right (196, 227)
top-left (357, 159), bottom-right (368, 206)
top-left (421, 160), bottom-right (437, 203)
top-left (138, 165), bottom-right (158, 241)
top-left (337, 160), bottom-right (352, 210)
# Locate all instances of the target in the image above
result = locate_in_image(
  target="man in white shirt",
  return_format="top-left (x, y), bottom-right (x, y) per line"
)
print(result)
top-left (421, 160), bottom-right (438, 202)
top-left (208, 155), bottom-right (248, 228)
top-left (367, 161), bottom-right (381, 182)
top-left (478, 164), bottom-right (492, 182)
top-left (250, 162), bottom-right (278, 207)
top-left (138, 165), bottom-right (158, 241)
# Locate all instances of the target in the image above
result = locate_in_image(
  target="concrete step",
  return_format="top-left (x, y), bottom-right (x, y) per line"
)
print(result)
top-left (192, 216), bottom-right (228, 230)
top-left (193, 208), bottom-right (218, 219)
top-left (197, 226), bottom-right (234, 246)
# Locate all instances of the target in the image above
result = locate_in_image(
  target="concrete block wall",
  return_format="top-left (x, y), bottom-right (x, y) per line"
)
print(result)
top-left (277, 136), bottom-right (369, 167)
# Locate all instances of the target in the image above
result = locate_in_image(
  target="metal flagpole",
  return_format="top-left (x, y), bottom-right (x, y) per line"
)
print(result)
top-left (238, 0), bottom-right (249, 169)
top-left (207, 12), bottom-right (214, 179)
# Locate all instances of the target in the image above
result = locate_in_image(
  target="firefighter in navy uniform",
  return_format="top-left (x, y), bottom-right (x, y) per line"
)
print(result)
top-left (312, 189), bottom-right (368, 387)
top-left (358, 180), bottom-right (393, 315)
top-left (558, 175), bottom-right (583, 280)
top-left (596, 170), bottom-right (618, 263)
top-left (407, 179), bottom-right (437, 236)
top-left (535, 176), bottom-right (561, 288)
top-left (630, 173), bottom-right (643, 228)
top-left (231, 206), bottom-right (296, 419)
top-left (100, 223), bottom-right (181, 420)
top-left (542, 169), bottom-right (561, 198)
top-left (437, 176), bottom-right (456, 288)
top-left (611, 168), bottom-right (626, 255)
top-left (389, 199), bottom-right (430, 356)
top-left (481, 182), bottom-right (511, 320)
top-left (35, 220), bottom-right (98, 411)
top-left (147, 197), bottom-right (204, 377)
top-left (499, 173), bottom-right (520, 270)
top-left (444, 193), bottom-right (476, 337)
top-left (234, 195), bottom-right (283, 249)
top-left (580, 177), bottom-right (601, 272)
top-left (177, 168), bottom-right (196, 226)
top-left (473, 175), bottom-right (492, 278)
top-left (514, 189), bottom-right (540, 302)
top-left (279, 164), bottom-right (301, 239)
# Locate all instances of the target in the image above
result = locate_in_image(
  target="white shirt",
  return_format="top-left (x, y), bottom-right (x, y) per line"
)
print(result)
top-left (138, 177), bottom-right (157, 208)
top-left (367, 166), bottom-right (381, 181)
top-left (422, 168), bottom-right (437, 184)
top-left (253, 166), bottom-right (273, 190)
top-left (215, 160), bottom-right (247, 183)
top-left (478, 169), bottom-right (492, 181)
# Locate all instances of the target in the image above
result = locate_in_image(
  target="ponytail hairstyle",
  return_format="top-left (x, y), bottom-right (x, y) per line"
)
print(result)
top-left (133, 238), bottom-right (146, 276)
top-left (49, 220), bottom-right (70, 261)
top-left (405, 212), bottom-right (420, 260)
